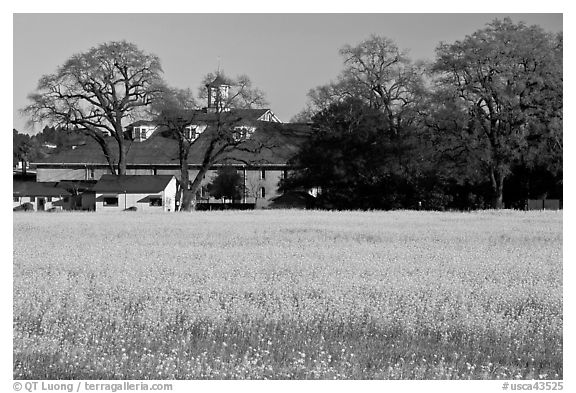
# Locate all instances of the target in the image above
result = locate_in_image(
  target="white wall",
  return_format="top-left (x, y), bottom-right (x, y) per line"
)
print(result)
top-left (95, 177), bottom-right (177, 212)
top-left (13, 196), bottom-right (67, 211)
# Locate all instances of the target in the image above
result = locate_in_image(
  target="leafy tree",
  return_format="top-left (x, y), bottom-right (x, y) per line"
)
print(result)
top-left (23, 40), bottom-right (164, 176)
top-left (283, 99), bottom-right (399, 209)
top-left (431, 18), bottom-right (562, 208)
top-left (13, 129), bottom-right (35, 169)
top-left (283, 95), bottom-right (460, 210)
top-left (302, 35), bottom-right (427, 136)
top-left (207, 166), bottom-right (244, 204)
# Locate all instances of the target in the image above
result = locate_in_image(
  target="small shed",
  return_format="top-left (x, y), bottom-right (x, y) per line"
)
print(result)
top-left (13, 181), bottom-right (72, 211)
top-left (92, 175), bottom-right (176, 212)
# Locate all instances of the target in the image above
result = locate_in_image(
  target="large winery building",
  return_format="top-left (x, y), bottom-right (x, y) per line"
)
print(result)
top-left (29, 77), bottom-right (313, 210)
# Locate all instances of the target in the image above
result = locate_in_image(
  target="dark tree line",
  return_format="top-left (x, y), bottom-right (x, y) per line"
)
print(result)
top-left (13, 126), bottom-right (88, 168)
top-left (283, 19), bottom-right (562, 210)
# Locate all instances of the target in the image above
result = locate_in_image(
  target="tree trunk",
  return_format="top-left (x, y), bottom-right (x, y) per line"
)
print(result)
top-left (178, 153), bottom-right (191, 211)
top-left (180, 189), bottom-right (196, 212)
top-left (117, 141), bottom-right (127, 176)
top-left (490, 168), bottom-right (505, 209)
top-left (186, 165), bottom-right (211, 211)
top-left (92, 135), bottom-right (117, 175)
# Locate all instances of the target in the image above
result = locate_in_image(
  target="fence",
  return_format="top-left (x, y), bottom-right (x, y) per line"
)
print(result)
top-left (196, 203), bottom-right (256, 211)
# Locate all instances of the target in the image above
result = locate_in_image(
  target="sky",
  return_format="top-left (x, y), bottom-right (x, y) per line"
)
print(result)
top-left (13, 13), bottom-right (562, 133)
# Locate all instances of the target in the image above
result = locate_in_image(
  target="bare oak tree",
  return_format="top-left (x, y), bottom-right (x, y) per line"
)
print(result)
top-left (23, 40), bottom-right (164, 176)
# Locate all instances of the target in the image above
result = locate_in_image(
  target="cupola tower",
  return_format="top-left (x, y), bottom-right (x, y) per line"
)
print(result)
top-left (206, 74), bottom-right (230, 113)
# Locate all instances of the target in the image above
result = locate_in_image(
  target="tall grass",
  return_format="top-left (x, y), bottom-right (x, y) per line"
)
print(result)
top-left (13, 210), bottom-right (562, 379)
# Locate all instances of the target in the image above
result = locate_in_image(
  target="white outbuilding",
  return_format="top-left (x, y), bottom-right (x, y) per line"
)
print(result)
top-left (92, 175), bottom-right (177, 212)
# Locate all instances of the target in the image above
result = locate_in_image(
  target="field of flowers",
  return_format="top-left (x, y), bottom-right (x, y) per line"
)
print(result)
top-left (13, 210), bottom-right (562, 380)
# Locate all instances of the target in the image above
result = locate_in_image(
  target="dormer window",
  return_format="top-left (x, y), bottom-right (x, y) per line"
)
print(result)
top-left (233, 126), bottom-right (255, 141)
top-left (185, 125), bottom-right (199, 140)
top-left (131, 124), bottom-right (155, 141)
top-left (133, 127), bottom-right (148, 140)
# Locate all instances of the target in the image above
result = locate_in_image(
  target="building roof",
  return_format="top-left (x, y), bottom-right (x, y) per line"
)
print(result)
top-left (13, 181), bottom-right (72, 197)
top-left (92, 175), bottom-right (174, 194)
top-left (126, 120), bottom-right (157, 129)
top-left (125, 109), bottom-right (276, 132)
top-left (32, 121), bottom-right (313, 168)
top-left (207, 74), bottom-right (228, 87)
top-left (183, 108), bottom-right (272, 123)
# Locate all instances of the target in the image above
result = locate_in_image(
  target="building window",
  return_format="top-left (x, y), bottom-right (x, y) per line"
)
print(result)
top-left (30, 196), bottom-right (35, 203)
top-left (149, 197), bottom-right (163, 207)
top-left (47, 197), bottom-right (52, 202)
top-left (13, 197), bottom-right (19, 203)
top-left (260, 187), bottom-right (266, 198)
top-left (261, 169), bottom-right (266, 180)
top-left (103, 196), bottom-right (118, 207)
top-left (133, 127), bottom-right (140, 139)
top-left (88, 168), bottom-right (95, 180)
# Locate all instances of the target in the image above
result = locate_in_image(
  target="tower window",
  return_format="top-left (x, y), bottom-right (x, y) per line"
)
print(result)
top-left (260, 169), bottom-right (266, 180)
top-left (260, 187), bottom-right (266, 198)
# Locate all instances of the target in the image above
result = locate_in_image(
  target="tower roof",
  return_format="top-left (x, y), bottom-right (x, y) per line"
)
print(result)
top-left (206, 74), bottom-right (228, 87)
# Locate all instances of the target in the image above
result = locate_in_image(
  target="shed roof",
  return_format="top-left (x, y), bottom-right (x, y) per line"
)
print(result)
top-left (92, 175), bottom-right (174, 194)
top-left (13, 181), bottom-right (72, 197)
